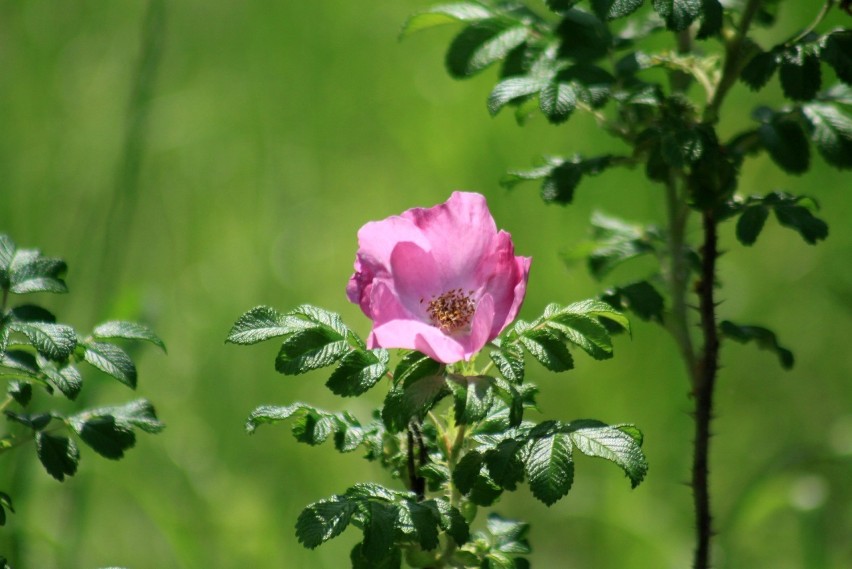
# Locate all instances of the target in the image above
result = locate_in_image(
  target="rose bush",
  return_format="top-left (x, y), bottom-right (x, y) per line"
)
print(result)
top-left (346, 191), bottom-right (530, 364)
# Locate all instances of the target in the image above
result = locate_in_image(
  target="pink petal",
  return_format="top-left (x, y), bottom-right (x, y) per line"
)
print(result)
top-left (372, 318), bottom-right (467, 364)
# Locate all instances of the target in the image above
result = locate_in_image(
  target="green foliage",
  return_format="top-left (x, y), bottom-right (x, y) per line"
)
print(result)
top-left (719, 321), bottom-right (794, 369)
top-left (728, 192), bottom-right (828, 246)
top-left (0, 234), bottom-right (165, 519)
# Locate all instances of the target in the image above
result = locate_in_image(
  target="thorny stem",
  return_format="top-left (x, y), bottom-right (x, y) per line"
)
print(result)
top-left (407, 421), bottom-right (427, 501)
top-left (693, 210), bottom-right (721, 569)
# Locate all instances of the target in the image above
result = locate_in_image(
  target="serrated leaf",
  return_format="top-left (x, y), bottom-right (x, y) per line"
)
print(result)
top-left (560, 298), bottom-right (631, 333)
top-left (296, 496), bottom-right (355, 549)
top-left (82, 399), bottom-right (165, 434)
top-left (765, 192), bottom-right (829, 244)
top-left (584, 212), bottom-right (657, 279)
top-left (740, 50), bottom-right (778, 91)
top-left (779, 46), bottom-right (821, 101)
top-left (449, 375), bottom-right (494, 425)
top-left (39, 363), bottom-right (83, 400)
top-left (9, 304), bottom-right (56, 323)
top-left (71, 415), bottom-right (136, 459)
top-left (93, 321), bottom-right (165, 351)
top-left (400, 2), bottom-right (494, 38)
top-left (485, 552), bottom-right (515, 569)
top-left (8, 381), bottom-right (32, 406)
top-left (8, 252), bottom-right (67, 294)
top-left (453, 450), bottom-right (486, 494)
top-left (227, 305), bottom-right (309, 345)
top-left (591, 0), bottom-right (644, 20)
top-left (720, 320), bottom-right (794, 369)
top-left (757, 116), bottom-right (810, 174)
top-left (566, 420), bottom-right (648, 487)
top-left (426, 498), bottom-right (470, 546)
top-left (394, 351), bottom-right (443, 387)
top-left (540, 160), bottom-right (582, 204)
top-left (0, 235), bottom-right (15, 278)
top-left (398, 501), bottom-right (440, 551)
top-left (489, 344), bottom-right (524, 384)
top-left (802, 103), bottom-right (852, 169)
top-left (0, 350), bottom-right (39, 379)
top-left (488, 77), bottom-right (548, 116)
top-left (275, 328), bottom-right (349, 375)
top-left (824, 31), bottom-right (852, 85)
top-left (362, 500), bottom-right (398, 561)
top-left (351, 542), bottom-right (402, 569)
top-left (652, 0), bottom-right (701, 31)
top-left (245, 403), bottom-right (304, 433)
top-left (486, 513), bottom-right (531, 553)
top-left (601, 281), bottom-right (664, 322)
top-left (557, 64), bottom-right (614, 108)
top-left (7, 321), bottom-right (77, 361)
top-left (526, 433), bottom-right (574, 506)
top-left (4, 411), bottom-right (52, 431)
top-left (696, 0), bottom-right (723, 38)
top-left (83, 341), bottom-right (137, 388)
top-left (382, 373), bottom-right (447, 432)
top-left (446, 21), bottom-right (529, 79)
top-left (557, 9), bottom-right (612, 61)
top-left (519, 329), bottom-right (574, 372)
top-left (326, 349), bottom-right (389, 397)
top-left (292, 410), bottom-right (336, 446)
top-left (735, 205), bottom-right (770, 245)
top-left (485, 438), bottom-right (526, 490)
top-left (539, 81), bottom-right (576, 124)
top-left (36, 432), bottom-right (79, 481)
top-left (333, 413), bottom-right (365, 453)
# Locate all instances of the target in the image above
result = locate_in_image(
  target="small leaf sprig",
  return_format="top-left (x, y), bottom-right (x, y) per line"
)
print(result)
top-left (0, 234), bottom-right (165, 526)
top-left (228, 193), bottom-right (647, 568)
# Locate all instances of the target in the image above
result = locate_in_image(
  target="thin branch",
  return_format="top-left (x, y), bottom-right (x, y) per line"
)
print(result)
top-left (789, 0), bottom-right (836, 45)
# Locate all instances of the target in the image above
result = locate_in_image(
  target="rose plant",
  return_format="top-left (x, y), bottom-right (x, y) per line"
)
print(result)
top-left (228, 192), bottom-right (647, 568)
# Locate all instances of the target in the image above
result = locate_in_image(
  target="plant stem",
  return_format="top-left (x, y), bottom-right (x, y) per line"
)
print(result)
top-left (692, 210), bottom-right (721, 569)
top-left (664, 173), bottom-right (697, 377)
top-left (704, 0), bottom-right (762, 124)
top-left (789, 0), bottom-right (836, 45)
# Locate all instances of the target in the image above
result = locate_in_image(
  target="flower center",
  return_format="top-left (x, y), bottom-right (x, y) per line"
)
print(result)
top-left (425, 288), bottom-right (476, 333)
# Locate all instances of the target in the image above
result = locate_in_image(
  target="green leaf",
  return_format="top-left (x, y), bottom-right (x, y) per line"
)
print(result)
top-left (292, 410), bottom-right (336, 446)
top-left (779, 45), bottom-right (821, 101)
top-left (326, 348), bottom-right (389, 397)
top-left (71, 415), bottom-right (136, 459)
top-left (351, 542), bottom-right (402, 569)
top-left (453, 450), bottom-right (485, 494)
top-left (448, 375), bottom-right (494, 425)
top-left (601, 281), bottom-right (664, 323)
top-left (489, 343), bottom-right (524, 384)
top-left (539, 81), bottom-right (577, 124)
top-left (8, 381), bottom-right (32, 406)
top-left (560, 298), bottom-right (631, 332)
top-left (486, 513), bottom-right (531, 554)
top-left (801, 103), bottom-right (852, 169)
top-left (652, 0), bottom-right (701, 31)
top-left (0, 235), bottom-right (15, 281)
top-left (275, 328), bottom-right (349, 375)
top-left (526, 432), bottom-right (574, 506)
top-left (755, 111), bottom-right (810, 174)
top-left (735, 204), bottom-right (769, 246)
top-left (720, 320), bottom-right (794, 369)
top-left (400, 2), bottom-right (494, 38)
top-left (83, 341), bottom-right (137, 388)
top-left (296, 496), bottom-right (355, 549)
top-left (540, 303), bottom-right (617, 360)
top-left (584, 212), bottom-right (657, 279)
top-left (0, 350), bottom-right (39, 380)
top-left (397, 500), bottom-right (440, 551)
top-left (42, 364), bottom-right (83, 400)
top-left (227, 305), bottom-right (310, 345)
top-left (36, 432), bottom-right (79, 481)
top-left (93, 321), bottom-right (165, 351)
top-left (545, 0), bottom-right (581, 12)
top-left (696, 0), bottom-right (723, 39)
top-left (8, 250), bottom-right (67, 294)
top-left (246, 404), bottom-right (302, 433)
top-left (740, 50), bottom-right (778, 91)
top-left (382, 373), bottom-right (447, 432)
top-left (362, 500), bottom-right (399, 561)
top-left (9, 304), bottom-right (56, 323)
top-left (4, 411), bottom-right (53, 431)
top-left (83, 399), bottom-right (165, 434)
top-left (566, 420), bottom-right (648, 487)
top-left (518, 329), bottom-right (574, 372)
top-left (557, 64), bottom-right (614, 108)
top-left (0, 492), bottom-right (13, 527)
top-left (485, 552), bottom-right (515, 569)
top-left (823, 31), bottom-right (852, 85)
top-left (7, 321), bottom-right (77, 361)
top-left (487, 77), bottom-right (548, 116)
top-left (485, 438), bottom-right (527, 490)
top-left (557, 9), bottom-right (612, 62)
top-left (446, 21), bottom-right (529, 79)
top-left (502, 156), bottom-right (614, 206)
top-left (591, 0), bottom-right (644, 20)
top-left (765, 192), bottom-right (828, 245)
top-left (426, 498), bottom-right (470, 546)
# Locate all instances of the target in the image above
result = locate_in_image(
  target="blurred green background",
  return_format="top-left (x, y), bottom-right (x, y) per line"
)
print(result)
top-left (1, 1), bottom-right (850, 567)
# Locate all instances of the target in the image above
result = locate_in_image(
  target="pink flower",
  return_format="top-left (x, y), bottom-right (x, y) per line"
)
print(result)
top-left (346, 192), bottom-right (531, 364)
